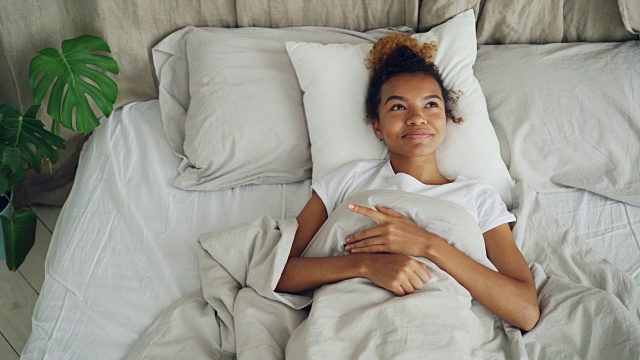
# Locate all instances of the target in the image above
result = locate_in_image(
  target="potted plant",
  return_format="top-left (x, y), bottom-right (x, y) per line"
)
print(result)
top-left (0, 34), bottom-right (119, 271)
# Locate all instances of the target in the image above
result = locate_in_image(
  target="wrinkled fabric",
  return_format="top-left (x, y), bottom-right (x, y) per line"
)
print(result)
top-left (236, 0), bottom-right (419, 31)
top-left (619, 0), bottom-right (640, 33)
top-left (127, 186), bottom-right (640, 359)
top-left (20, 100), bottom-right (312, 360)
top-left (474, 41), bottom-right (640, 206)
top-left (417, 0), bottom-right (638, 43)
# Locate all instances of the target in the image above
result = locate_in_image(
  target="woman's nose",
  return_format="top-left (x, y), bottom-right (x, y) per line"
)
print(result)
top-left (406, 111), bottom-right (427, 125)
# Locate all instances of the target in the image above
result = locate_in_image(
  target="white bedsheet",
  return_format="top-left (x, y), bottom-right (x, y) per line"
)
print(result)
top-left (22, 100), bottom-right (640, 359)
top-left (537, 189), bottom-right (640, 282)
top-left (21, 100), bottom-right (311, 360)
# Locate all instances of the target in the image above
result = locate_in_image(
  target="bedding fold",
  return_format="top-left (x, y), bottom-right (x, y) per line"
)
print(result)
top-left (127, 185), bottom-right (640, 359)
top-left (288, 190), bottom-right (522, 358)
top-left (126, 216), bottom-right (308, 359)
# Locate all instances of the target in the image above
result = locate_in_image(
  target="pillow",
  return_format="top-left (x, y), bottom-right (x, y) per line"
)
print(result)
top-left (474, 41), bottom-right (640, 206)
top-left (286, 10), bottom-right (515, 207)
top-left (152, 26), bottom-right (411, 191)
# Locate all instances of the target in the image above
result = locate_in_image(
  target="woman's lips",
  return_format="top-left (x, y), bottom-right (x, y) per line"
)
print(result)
top-left (402, 130), bottom-right (433, 139)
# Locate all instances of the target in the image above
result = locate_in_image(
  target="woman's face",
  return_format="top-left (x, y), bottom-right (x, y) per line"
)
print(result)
top-left (373, 73), bottom-right (447, 158)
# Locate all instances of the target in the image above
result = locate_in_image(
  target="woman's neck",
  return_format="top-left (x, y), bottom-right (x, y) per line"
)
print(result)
top-left (389, 153), bottom-right (450, 185)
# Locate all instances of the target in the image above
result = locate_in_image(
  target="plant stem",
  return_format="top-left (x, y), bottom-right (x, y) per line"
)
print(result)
top-left (14, 116), bottom-right (23, 147)
top-left (52, 120), bottom-right (60, 136)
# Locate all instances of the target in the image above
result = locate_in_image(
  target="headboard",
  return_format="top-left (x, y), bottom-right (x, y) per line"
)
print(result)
top-left (1, 0), bottom-right (638, 206)
top-left (419, 0), bottom-right (639, 43)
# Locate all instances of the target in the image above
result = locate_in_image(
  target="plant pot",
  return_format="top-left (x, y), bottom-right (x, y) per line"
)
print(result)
top-left (0, 191), bottom-right (14, 261)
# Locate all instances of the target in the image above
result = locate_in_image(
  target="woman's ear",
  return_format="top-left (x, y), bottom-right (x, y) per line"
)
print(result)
top-left (372, 120), bottom-right (383, 140)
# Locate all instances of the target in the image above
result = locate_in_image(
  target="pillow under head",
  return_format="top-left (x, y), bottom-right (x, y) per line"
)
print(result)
top-left (286, 10), bottom-right (515, 207)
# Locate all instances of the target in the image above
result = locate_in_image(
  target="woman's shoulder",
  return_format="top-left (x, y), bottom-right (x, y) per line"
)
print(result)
top-left (452, 175), bottom-right (491, 189)
top-left (315, 159), bottom-right (387, 192)
top-left (449, 176), bottom-right (502, 200)
top-left (331, 159), bottom-right (388, 177)
top-left (313, 159), bottom-right (389, 214)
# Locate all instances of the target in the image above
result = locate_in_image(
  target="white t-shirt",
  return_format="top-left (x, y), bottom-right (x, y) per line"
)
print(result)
top-left (312, 160), bottom-right (515, 233)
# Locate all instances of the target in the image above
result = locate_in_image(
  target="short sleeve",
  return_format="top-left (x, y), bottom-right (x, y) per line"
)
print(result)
top-left (311, 162), bottom-right (360, 214)
top-left (476, 183), bottom-right (516, 233)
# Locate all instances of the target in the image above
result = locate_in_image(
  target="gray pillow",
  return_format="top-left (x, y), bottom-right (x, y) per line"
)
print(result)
top-left (152, 26), bottom-right (408, 190)
top-left (475, 41), bottom-right (640, 206)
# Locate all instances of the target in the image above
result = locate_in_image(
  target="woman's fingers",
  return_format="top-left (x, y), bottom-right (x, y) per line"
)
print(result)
top-left (375, 204), bottom-right (405, 218)
top-left (364, 254), bottom-right (433, 297)
top-left (349, 203), bottom-right (406, 221)
top-left (345, 226), bottom-right (382, 244)
top-left (347, 204), bottom-right (427, 256)
top-left (345, 232), bottom-right (393, 253)
top-left (344, 231), bottom-right (394, 253)
top-left (347, 241), bottom-right (384, 253)
top-left (400, 282), bottom-right (414, 295)
top-left (407, 272), bottom-right (424, 293)
top-left (347, 203), bottom-right (387, 223)
top-left (415, 263), bottom-right (433, 283)
top-left (395, 267), bottom-right (429, 295)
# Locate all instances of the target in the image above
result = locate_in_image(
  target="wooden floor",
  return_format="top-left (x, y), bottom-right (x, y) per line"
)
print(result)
top-left (0, 206), bottom-right (60, 360)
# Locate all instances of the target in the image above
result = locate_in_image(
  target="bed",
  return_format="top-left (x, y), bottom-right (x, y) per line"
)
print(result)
top-left (14, 1), bottom-right (640, 359)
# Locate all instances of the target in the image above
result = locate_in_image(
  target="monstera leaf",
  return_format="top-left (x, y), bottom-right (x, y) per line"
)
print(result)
top-left (1, 209), bottom-right (37, 271)
top-left (0, 144), bottom-right (24, 195)
top-left (28, 34), bottom-right (119, 135)
top-left (0, 104), bottom-right (66, 175)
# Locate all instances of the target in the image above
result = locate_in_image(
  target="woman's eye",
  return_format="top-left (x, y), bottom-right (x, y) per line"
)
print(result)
top-left (425, 102), bottom-right (438, 108)
top-left (391, 104), bottom-right (405, 111)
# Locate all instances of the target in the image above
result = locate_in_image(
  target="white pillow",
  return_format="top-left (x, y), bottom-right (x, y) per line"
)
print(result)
top-left (286, 10), bottom-right (515, 207)
top-left (152, 26), bottom-right (409, 191)
top-left (475, 41), bottom-right (640, 206)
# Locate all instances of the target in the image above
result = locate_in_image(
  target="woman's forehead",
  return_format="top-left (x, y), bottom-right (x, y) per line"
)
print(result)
top-left (381, 73), bottom-right (442, 98)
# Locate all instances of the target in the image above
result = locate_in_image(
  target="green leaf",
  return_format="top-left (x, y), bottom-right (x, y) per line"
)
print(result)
top-left (0, 108), bottom-right (17, 142)
top-left (4, 164), bottom-right (25, 184)
top-left (0, 104), bottom-right (19, 119)
top-left (24, 105), bottom-right (40, 119)
top-left (0, 104), bottom-right (65, 174)
top-left (28, 34), bottom-right (119, 134)
top-left (0, 173), bottom-right (8, 195)
top-left (2, 209), bottom-right (37, 271)
top-left (0, 145), bottom-right (22, 173)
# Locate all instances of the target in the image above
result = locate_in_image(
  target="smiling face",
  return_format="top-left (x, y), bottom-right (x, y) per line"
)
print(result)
top-left (373, 72), bottom-right (447, 159)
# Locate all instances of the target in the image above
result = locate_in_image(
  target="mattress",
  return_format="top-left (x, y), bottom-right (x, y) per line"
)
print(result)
top-left (22, 100), bottom-right (639, 359)
top-left (22, 100), bottom-right (311, 359)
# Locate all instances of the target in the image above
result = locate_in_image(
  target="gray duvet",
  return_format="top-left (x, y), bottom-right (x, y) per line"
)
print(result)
top-left (126, 185), bottom-right (640, 359)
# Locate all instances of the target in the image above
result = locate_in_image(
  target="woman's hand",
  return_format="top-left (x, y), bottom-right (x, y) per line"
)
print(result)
top-left (360, 253), bottom-right (433, 296)
top-left (345, 203), bottom-right (439, 257)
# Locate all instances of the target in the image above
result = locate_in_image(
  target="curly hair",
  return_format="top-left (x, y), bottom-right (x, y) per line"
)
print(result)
top-left (365, 33), bottom-right (462, 124)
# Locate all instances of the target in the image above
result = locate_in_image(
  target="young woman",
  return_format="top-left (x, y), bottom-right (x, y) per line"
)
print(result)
top-left (275, 34), bottom-right (540, 331)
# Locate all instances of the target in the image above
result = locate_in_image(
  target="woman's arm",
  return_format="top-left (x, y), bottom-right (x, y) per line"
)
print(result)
top-left (345, 204), bottom-right (540, 331)
top-left (287, 191), bottom-right (328, 258)
top-left (275, 192), bottom-right (432, 295)
top-left (425, 224), bottom-right (539, 331)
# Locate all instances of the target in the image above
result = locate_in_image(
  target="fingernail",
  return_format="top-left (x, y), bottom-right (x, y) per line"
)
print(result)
top-left (345, 245), bottom-right (352, 251)
top-left (348, 204), bottom-right (355, 210)
top-left (345, 236), bottom-right (351, 243)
